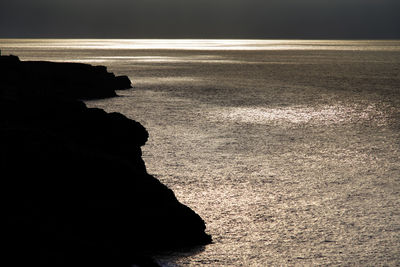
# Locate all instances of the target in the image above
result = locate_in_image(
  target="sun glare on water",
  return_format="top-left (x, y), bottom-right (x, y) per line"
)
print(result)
top-left (210, 104), bottom-right (386, 125)
top-left (4, 39), bottom-right (400, 51)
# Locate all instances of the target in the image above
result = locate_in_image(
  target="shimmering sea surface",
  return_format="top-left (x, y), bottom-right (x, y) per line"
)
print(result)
top-left (1, 39), bottom-right (400, 266)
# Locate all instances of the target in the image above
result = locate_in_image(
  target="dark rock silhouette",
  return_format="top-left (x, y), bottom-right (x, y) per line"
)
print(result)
top-left (1, 55), bottom-right (211, 266)
top-left (1, 55), bottom-right (131, 99)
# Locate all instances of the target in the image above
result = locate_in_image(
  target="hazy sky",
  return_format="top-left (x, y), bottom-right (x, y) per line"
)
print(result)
top-left (0, 0), bottom-right (399, 38)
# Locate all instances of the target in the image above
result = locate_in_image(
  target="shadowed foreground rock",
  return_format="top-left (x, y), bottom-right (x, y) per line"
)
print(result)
top-left (1, 55), bottom-right (211, 266)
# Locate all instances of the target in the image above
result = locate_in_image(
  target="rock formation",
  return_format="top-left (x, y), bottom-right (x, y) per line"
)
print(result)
top-left (1, 55), bottom-right (211, 266)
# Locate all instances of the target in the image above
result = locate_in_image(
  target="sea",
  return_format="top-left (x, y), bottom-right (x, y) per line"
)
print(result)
top-left (1, 39), bottom-right (399, 266)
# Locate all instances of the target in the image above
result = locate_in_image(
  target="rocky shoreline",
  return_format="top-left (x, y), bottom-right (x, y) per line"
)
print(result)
top-left (1, 55), bottom-right (211, 266)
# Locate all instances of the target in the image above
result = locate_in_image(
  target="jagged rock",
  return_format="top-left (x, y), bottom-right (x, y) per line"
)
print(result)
top-left (0, 55), bottom-right (132, 99)
top-left (115, 75), bottom-right (133, 89)
top-left (1, 55), bottom-right (211, 266)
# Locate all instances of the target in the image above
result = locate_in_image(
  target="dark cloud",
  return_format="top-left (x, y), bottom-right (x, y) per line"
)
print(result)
top-left (0, 0), bottom-right (399, 38)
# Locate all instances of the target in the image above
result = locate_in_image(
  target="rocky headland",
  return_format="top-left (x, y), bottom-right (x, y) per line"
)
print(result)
top-left (0, 55), bottom-right (211, 266)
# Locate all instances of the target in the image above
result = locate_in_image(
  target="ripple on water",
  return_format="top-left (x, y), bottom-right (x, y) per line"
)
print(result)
top-left (208, 104), bottom-right (387, 125)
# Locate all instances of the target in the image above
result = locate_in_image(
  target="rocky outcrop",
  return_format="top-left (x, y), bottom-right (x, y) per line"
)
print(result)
top-left (1, 55), bottom-right (211, 266)
top-left (0, 55), bottom-right (131, 99)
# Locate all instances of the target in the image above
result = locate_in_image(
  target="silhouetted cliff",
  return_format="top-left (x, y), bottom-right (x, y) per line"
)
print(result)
top-left (1, 55), bottom-right (131, 99)
top-left (0, 55), bottom-right (211, 266)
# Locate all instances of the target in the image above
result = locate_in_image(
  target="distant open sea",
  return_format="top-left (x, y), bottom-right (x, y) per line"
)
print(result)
top-left (1, 39), bottom-right (399, 266)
